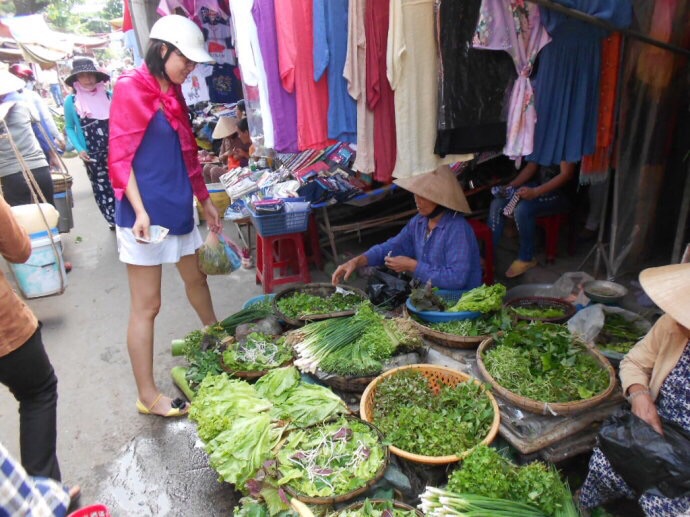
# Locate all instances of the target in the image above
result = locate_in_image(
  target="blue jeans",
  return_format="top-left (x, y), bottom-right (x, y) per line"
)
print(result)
top-left (49, 84), bottom-right (63, 107)
top-left (489, 187), bottom-right (569, 261)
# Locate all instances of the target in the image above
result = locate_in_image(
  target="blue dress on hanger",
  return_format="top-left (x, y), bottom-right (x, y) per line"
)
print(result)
top-left (526, 0), bottom-right (632, 166)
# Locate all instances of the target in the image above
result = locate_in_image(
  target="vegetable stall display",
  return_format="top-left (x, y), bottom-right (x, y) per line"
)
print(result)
top-left (274, 285), bottom-right (367, 323)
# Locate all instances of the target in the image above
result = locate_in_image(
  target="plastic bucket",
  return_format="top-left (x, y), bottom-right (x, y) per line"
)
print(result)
top-left (8, 228), bottom-right (67, 298)
top-left (54, 191), bottom-right (74, 233)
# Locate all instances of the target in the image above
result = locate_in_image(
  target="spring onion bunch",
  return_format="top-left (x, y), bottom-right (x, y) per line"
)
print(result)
top-left (419, 486), bottom-right (547, 517)
top-left (219, 300), bottom-right (274, 334)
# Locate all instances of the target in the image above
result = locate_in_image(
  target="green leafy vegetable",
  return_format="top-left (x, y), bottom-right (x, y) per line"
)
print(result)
top-left (409, 282), bottom-right (447, 311)
top-left (596, 313), bottom-right (646, 354)
top-left (448, 284), bottom-right (507, 313)
top-left (182, 325), bottom-right (230, 389)
top-left (420, 486), bottom-right (547, 517)
top-left (276, 292), bottom-right (365, 319)
top-left (425, 309), bottom-right (513, 336)
top-left (483, 322), bottom-right (610, 402)
top-left (371, 370), bottom-right (494, 457)
top-left (332, 499), bottom-right (417, 516)
top-left (222, 332), bottom-right (293, 372)
top-left (511, 306), bottom-right (566, 319)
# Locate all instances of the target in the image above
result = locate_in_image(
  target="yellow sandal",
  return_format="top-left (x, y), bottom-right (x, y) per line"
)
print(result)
top-left (136, 393), bottom-right (189, 417)
top-left (505, 259), bottom-right (538, 278)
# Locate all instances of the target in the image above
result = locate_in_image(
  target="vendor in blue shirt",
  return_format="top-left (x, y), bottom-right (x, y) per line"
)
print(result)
top-left (332, 166), bottom-right (482, 291)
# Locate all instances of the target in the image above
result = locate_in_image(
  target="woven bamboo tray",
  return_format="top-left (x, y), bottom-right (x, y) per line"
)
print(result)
top-left (336, 499), bottom-right (423, 517)
top-left (403, 306), bottom-right (486, 349)
top-left (504, 296), bottom-right (576, 324)
top-left (476, 337), bottom-right (617, 416)
top-left (273, 283), bottom-right (368, 327)
top-left (359, 364), bottom-right (500, 465)
top-left (279, 416), bottom-right (389, 505)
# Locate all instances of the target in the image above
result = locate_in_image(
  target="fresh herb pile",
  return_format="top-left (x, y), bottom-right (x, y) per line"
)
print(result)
top-left (276, 291), bottom-right (365, 319)
top-left (483, 322), bottom-right (610, 402)
top-left (425, 310), bottom-right (513, 336)
top-left (448, 284), bottom-right (507, 313)
top-left (371, 370), bottom-right (494, 457)
top-left (595, 313), bottom-right (646, 354)
top-left (290, 303), bottom-right (423, 377)
top-left (332, 499), bottom-right (417, 517)
top-left (189, 367), bottom-right (347, 490)
top-left (510, 305), bottom-right (566, 320)
top-left (222, 332), bottom-right (293, 372)
top-left (276, 417), bottom-right (386, 498)
top-left (180, 325), bottom-right (229, 389)
top-left (442, 445), bottom-right (578, 516)
top-left (409, 282), bottom-right (447, 311)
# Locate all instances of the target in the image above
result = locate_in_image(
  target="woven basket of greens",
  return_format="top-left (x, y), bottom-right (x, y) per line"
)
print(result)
top-left (334, 499), bottom-right (423, 517)
top-left (274, 283), bottom-right (368, 327)
top-left (476, 322), bottom-right (617, 415)
top-left (504, 296), bottom-right (576, 324)
top-left (220, 332), bottom-right (294, 379)
top-left (360, 364), bottom-right (500, 464)
top-left (275, 416), bottom-right (389, 505)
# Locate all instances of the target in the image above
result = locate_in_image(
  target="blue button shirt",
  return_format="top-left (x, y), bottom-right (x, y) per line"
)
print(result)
top-left (363, 211), bottom-right (482, 290)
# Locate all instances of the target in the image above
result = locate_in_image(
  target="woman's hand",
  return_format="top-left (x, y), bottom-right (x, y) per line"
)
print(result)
top-left (332, 256), bottom-right (366, 285)
top-left (384, 255), bottom-right (417, 274)
top-left (517, 186), bottom-right (540, 200)
top-left (132, 210), bottom-right (151, 242)
top-left (202, 198), bottom-right (222, 234)
top-left (78, 150), bottom-right (90, 162)
top-left (630, 388), bottom-right (664, 435)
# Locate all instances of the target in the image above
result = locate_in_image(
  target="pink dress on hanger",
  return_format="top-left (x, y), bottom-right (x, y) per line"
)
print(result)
top-left (274, 0), bottom-right (332, 151)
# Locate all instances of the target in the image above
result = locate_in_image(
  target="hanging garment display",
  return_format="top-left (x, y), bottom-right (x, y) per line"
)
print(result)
top-left (473, 0), bottom-right (551, 159)
top-left (526, 0), bottom-right (632, 166)
top-left (274, 0), bottom-right (332, 151)
top-left (181, 63), bottom-right (213, 105)
top-left (230, 0), bottom-right (274, 149)
top-left (208, 64), bottom-right (243, 104)
top-left (387, 0), bottom-right (472, 178)
top-left (157, 0), bottom-right (193, 16)
top-left (199, 6), bottom-right (236, 65)
top-left (435, 0), bottom-right (516, 156)
top-left (314, 0), bottom-right (357, 144)
top-left (343, 0), bottom-right (375, 174)
top-left (365, 0), bottom-right (396, 182)
top-left (252, 0), bottom-right (298, 152)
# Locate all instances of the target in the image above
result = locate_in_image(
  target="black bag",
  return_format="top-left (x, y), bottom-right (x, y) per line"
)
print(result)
top-left (367, 267), bottom-right (412, 309)
top-left (598, 410), bottom-right (690, 498)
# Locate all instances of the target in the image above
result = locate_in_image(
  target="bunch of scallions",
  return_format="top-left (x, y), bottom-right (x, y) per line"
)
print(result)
top-left (419, 487), bottom-right (548, 517)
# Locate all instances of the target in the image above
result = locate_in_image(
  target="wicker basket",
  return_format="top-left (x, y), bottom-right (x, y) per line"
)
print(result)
top-left (311, 370), bottom-right (378, 393)
top-left (336, 499), bottom-right (423, 517)
top-left (504, 296), bottom-right (576, 324)
top-left (273, 283), bottom-right (368, 327)
top-left (359, 364), bottom-right (500, 465)
top-left (279, 417), bottom-right (389, 505)
top-left (403, 306), bottom-right (486, 349)
top-left (476, 337), bottom-right (617, 416)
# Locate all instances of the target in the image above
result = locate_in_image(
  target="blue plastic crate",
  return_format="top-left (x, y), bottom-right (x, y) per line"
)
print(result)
top-left (249, 200), bottom-right (311, 237)
top-left (406, 288), bottom-right (481, 323)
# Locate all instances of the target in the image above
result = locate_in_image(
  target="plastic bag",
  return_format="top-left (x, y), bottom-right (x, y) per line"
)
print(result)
top-left (219, 233), bottom-right (242, 271)
top-left (366, 267), bottom-right (411, 309)
top-left (598, 410), bottom-right (690, 498)
top-left (198, 233), bottom-right (242, 275)
top-left (567, 304), bottom-right (651, 344)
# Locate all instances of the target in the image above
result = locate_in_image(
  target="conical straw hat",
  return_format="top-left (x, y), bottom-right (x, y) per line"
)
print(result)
top-left (212, 116), bottom-right (238, 139)
top-left (639, 263), bottom-right (690, 329)
top-left (394, 165), bottom-right (471, 213)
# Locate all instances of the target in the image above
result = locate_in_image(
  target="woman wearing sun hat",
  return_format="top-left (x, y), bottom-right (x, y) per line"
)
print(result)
top-left (332, 165), bottom-right (482, 291)
top-left (64, 58), bottom-right (116, 228)
top-left (108, 15), bottom-right (221, 418)
top-left (579, 263), bottom-right (690, 515)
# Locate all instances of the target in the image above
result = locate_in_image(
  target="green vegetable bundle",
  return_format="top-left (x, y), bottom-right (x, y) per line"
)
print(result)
top-left (371, 370), bottom-right (494, 457)
top-left (178, 325), bottom-right (230, 389)
top-left (511, 306), bottom-right (566, 319)
top-left (219, 300), bottom-right (274, 335)
top-left (333, 499), bottom-right (417, 517)
top-left (276, 417), bottom-right (386, 498)
top-left (276, 291), bottom-right (365, 319)
top-left (223, 332), bottom-right (293, 372)
top-left (596, 313), bottom-right (645, 354)
top-left (291, 303), bottom-right (423, 377)
top-left (448, 283), bottom-right (507, 313)
top-left (419, 486), bottom-right (547, 517)
top-left (483, 322), bottom-right (610, 402)
top-left (426, 309), bottom-right (513, 336)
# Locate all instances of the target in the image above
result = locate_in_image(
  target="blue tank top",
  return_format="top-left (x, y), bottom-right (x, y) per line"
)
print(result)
top-left (115, 111), bottom-right (194, 235)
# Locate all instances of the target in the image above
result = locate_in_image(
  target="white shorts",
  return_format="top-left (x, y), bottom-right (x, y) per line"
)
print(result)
top-left (116, 226), bottom-right (203, 266)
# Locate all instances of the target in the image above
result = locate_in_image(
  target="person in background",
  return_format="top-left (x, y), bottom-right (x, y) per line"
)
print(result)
top-left (230, 117), bottom-right (252, 166)
top-left (488, 161), bottom-right (575, 278)
top-left (0, 71), bottom-right (54, 206)
top-left (0, 196), bottom-right (65, 485)
top-left (109, 15), bottom-right (221, 417)
top-left (204, 116), bottom-right (239, 182)
top-left (332, 165), bottom-right (482, 291)
top-left (236, 98), bottom-right (246, 119)
top-left (64, 58), bottom-right (116, 229)
top-left (42, 66), bottom-right (63, 107)
top-left (578, 263), bottom-right (690, 516)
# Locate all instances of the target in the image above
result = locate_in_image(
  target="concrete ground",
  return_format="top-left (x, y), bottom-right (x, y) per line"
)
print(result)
top-left (0, 156), bottom-right (646, 515)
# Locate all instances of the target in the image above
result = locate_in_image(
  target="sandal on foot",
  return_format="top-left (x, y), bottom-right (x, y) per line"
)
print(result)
top-left (136, 394), bottom-right (189, 417)
top-left (505, 259), bottom-right (537, 278)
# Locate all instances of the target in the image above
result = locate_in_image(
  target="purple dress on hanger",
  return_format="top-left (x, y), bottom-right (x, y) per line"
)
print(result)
top-left (252, 0), bottom-right (299, 152)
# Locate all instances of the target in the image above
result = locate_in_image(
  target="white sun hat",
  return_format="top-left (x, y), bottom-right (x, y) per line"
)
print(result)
top-left (149, 15), bottom-right (214, 64)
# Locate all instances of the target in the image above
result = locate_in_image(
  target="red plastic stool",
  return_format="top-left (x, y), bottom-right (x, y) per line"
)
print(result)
top-left (467, 219), bottom-right (494, 285)
top-left (255, 232), bottom-right (311, 293)
top-left (68, 504), bottom-right (111, 517)
top-left (536, 213), bottom-right (568, 263)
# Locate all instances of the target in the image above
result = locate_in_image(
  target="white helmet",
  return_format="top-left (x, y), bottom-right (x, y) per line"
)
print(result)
top-left (149, 15), bottom-right (214, 64)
